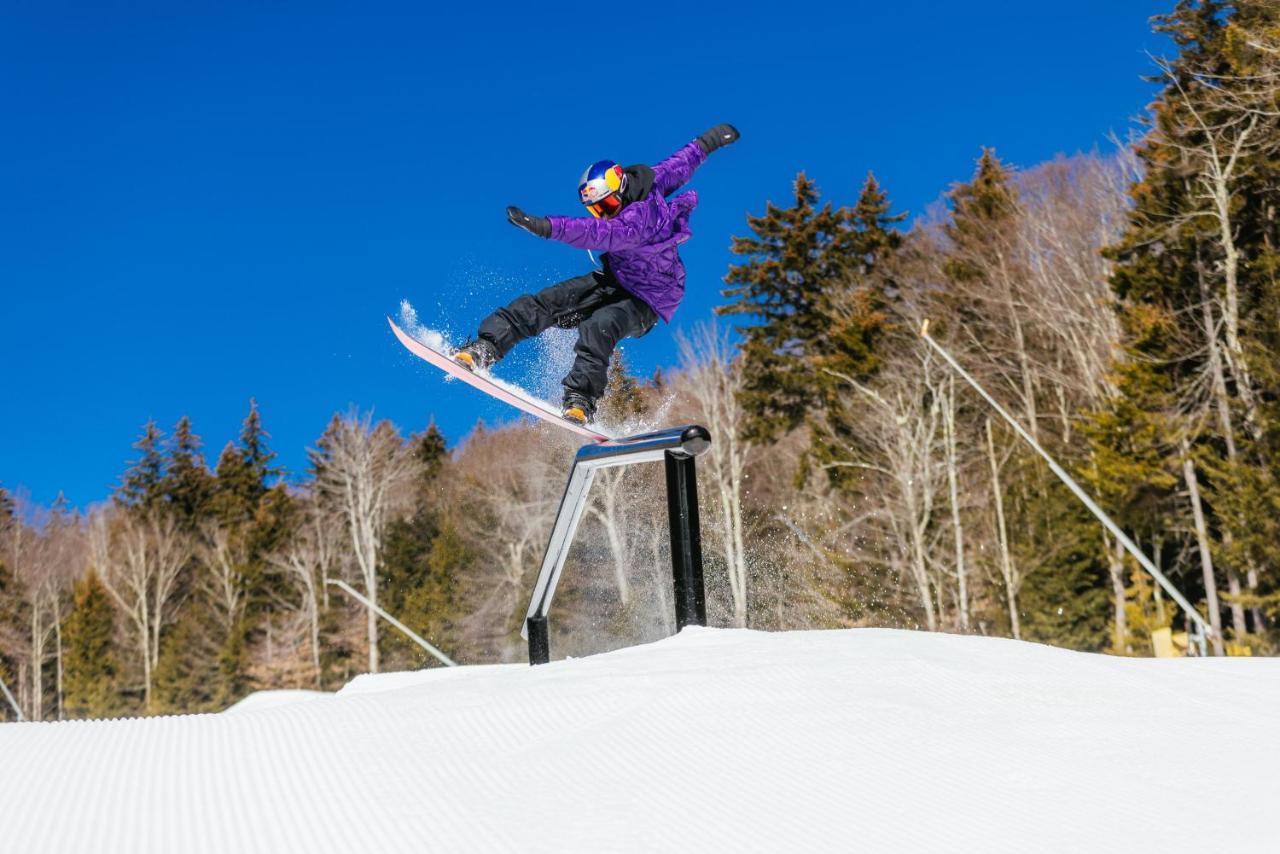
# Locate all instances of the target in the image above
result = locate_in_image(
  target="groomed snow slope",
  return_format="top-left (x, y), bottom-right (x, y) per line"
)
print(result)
top-left (2, 627), bottom-right (1278, 852)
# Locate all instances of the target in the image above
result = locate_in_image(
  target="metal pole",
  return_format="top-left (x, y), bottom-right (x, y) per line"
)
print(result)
top-left (919, 321), bottom-right (1214, 650)
top-left (526, 615), bottom-right (550, 666)
top-left (326, 579), bottom-right (456, 667)
top-left (665, 451), bottom-right (707, 630)
top-left (0, 672), bottom-right (23, 721)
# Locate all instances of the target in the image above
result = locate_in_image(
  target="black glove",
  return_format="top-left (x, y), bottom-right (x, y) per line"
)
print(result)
top-left (696, 123), bottom-right (740, 154)
top-left (507, 206), bottom-right (551, 238)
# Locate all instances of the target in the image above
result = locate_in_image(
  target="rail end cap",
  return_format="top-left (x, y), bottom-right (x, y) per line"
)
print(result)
top-left (678, 425), bottom-right (712, 458)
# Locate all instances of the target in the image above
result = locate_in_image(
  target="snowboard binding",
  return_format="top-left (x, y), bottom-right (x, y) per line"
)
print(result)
top-left (454, 339), bottom-right (498, 373)
top-left (562, 392), bottom-right (596, 426)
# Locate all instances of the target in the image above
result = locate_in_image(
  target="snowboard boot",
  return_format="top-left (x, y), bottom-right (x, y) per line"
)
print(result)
top-left (561, 392), bottom-right (597, 426)
top-left (454, 339), bottom-right (498, 373)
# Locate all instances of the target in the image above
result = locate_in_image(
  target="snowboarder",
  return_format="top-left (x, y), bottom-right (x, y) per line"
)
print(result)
top-left (453, 123), bottom-right (740, 425)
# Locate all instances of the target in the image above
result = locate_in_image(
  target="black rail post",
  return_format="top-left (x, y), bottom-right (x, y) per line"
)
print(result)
top-left (527, 615), bottom-right (550, 665)
top-left (665, 447), bottom-right (707, 630)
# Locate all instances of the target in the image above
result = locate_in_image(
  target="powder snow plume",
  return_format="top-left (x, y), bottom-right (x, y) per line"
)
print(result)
top-left (397, 300), bottom-right (451, 353)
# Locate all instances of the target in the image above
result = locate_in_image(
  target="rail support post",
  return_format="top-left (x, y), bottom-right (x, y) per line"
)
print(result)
top-left (666, 445), bottom-right (707, 630)
top-left (526, 615), bottom-right (550, 665)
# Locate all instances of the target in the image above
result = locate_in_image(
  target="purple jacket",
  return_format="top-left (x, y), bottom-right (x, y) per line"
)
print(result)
top-left (547, 141), bottom-right (707, 322)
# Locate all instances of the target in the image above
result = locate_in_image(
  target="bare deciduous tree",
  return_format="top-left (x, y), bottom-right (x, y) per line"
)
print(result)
top-left (823, 350), bottom-right (946, 631)
top-left (0, 499), bottom-right (84, 720)
top-left (586, 468), bottom-right (635, 606)
top-left (199, 520), bottom-right (248, 638)
top-left (941, 375), bottom-right (970, 631)
top-left (92, 508), bottom-right (192, 709)
top-left (676, 321), bottom-right (754, 627)
top-left (1180, 437), bottom-right (1227, 657)
top-left (985, 418), bottom-right (1021, 640)
top-left (268, 501), bottom-right (342, 686)
top-left (313, 412), bottom-right (418, 674)
top-left (450, 428), bottom-right (561, 659)
top-left (1153, 53), bottom-right (1280, 438)
top-left (1014, 153), bottom-right (1134, 425)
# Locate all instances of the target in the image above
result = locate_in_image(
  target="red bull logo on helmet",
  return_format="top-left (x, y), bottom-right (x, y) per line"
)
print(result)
top-left (578, 160), bottom-right (626, 218)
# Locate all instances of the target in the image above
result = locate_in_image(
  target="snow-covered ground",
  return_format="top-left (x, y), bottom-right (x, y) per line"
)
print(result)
top-left (2, 627), bottom-right (1277, 852)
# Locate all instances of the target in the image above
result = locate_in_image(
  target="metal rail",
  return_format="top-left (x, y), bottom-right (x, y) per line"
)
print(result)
top-left (522, 425), bottom-right (711, 663)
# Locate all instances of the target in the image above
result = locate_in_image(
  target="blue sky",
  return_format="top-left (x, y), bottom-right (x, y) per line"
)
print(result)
top-left (1, 0), bottom-right (1172, 508)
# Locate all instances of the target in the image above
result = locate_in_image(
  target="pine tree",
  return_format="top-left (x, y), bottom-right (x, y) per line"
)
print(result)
top-left (809, 174), bottom-right (902, 490)
top-left (61, 570), bottom-right (123, 719)
top-left (379, 425), bottom-right (459, 668)
top-left (598, 351), bottom-right (648, 425)
top-left (1013, 469), bottom-right (1113, 651)
top-left (191, 401), bottom-right (293, 708)
top-left (163, 416), bottom-right (214, 529)
top-left (1121, 564), bottom-right (1179, 656)
top-left (938, 149), bottom-right (1024, 356)
top-left (413, 522), bottom-right (470, 656)
top-left (117, 420), bottom-right (167, 513)
top-left (382, 521), bottom-right (469, 668)
top-left (216, 616), bottom-right (250, 705)
top-left (819, 173), bottom-right (901, 375)
top-left (212, 401), bottom-right (280, 525)
top-left (719, 173), bottom-right (858, 441)
top-left (1081, 334), bottom-right (1182, 527)
top-left (944, 150), bottom-right (1018, 280)
top-left (416, 422), bottom-right (448, 482)
top-left (238, 399), bottom-right (280, 493)
top-left (0, 538), bottom-right (27, 719)
top-left (238, 483), bottom-right (299, 611)
top-left (152, 608), bottom-right (221, 713)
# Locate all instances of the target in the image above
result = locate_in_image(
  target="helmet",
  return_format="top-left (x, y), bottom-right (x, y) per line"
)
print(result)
top-left (578, 160), bottom-right (627, 219)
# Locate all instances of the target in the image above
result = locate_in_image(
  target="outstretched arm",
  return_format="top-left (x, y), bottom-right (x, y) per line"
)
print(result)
top-left (546, 206), bottom-right (662, 252)
top-left (506, 204), bottom-right (656, 251)
top-left (653, 123), bottom-right (740, 196)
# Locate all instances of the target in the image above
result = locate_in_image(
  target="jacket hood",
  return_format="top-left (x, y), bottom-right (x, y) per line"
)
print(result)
top-left (622, 164), bottom-right (655, 204)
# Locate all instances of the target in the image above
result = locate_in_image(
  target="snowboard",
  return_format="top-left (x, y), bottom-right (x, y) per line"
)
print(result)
top-left (387, 317), bottom-right (611, 442)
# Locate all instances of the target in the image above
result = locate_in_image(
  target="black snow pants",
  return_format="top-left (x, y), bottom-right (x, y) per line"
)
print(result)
top-left (476, 271), bottom-right (658, 402)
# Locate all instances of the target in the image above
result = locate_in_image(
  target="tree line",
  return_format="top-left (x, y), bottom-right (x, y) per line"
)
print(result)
top-left (711, 0), bottom-right (1280, 655)
top-left (2, 0), bottom-right (1277, 721)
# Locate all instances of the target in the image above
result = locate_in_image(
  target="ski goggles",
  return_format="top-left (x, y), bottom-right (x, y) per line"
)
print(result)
top-left (585, 192), bottom-right (624, 219)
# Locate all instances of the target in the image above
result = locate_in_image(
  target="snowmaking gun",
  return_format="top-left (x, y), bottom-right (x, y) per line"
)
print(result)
top-left (918, 319), bottom-right (1215, 656)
